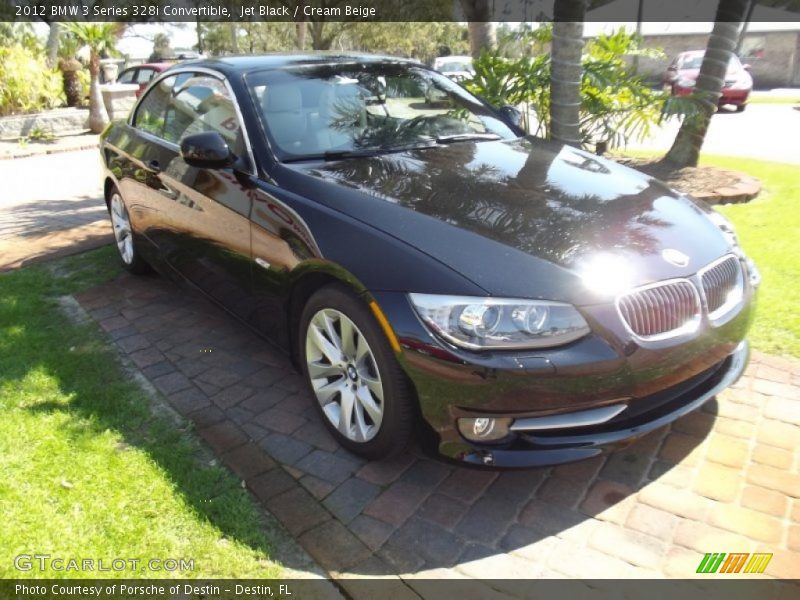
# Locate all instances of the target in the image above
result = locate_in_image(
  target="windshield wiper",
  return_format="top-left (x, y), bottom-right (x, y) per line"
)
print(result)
top-left (435, 133), bottom-right (502, 144)
top-left (323, 148), bottom-right (384, 160)
top-left (379, 140), bottom-right (439, 152)
top-left (282, 148), bottom-right (383, 163)
top-left (282, 134), bottom-right (500, 163)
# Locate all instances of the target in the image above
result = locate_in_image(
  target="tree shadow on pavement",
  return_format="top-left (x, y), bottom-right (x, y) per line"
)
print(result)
top-left (43, 264), bottom-right (736, 581)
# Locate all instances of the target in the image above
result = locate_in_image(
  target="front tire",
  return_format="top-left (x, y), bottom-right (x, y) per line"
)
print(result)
top-left (299, 283), bottom-right (414, 459)
top-left (736, 104), bottom-right (747, 112)
top-left (108, 186), bottom-right (149, 274)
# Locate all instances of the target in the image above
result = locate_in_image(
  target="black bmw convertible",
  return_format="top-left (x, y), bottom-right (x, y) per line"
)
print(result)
top-left (100, 54), bottom-right (759, 468)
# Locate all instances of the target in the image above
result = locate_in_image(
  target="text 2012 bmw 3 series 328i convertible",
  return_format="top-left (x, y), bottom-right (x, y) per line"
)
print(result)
top-left (100, 54), bottom-right (759, 468)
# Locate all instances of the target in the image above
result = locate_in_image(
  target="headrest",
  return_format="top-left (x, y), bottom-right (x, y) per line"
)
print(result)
top-left (263, 86), bottom-right (302, 113)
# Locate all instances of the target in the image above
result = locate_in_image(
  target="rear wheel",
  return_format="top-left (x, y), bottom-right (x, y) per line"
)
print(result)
top-left (108, 187), bottom-right (149, 274)
top-left (299, 284), bottom-right (414, 459)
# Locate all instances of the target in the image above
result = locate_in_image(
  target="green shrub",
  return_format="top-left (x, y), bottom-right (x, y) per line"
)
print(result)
top-left (77, 68), bottom-right (91, 103)
top-left (465, 28), bottom-right (676, 149)
top-left (0, 45), bottom-right (64, 117)
top-left (466, 53), bottom-right (550, 136)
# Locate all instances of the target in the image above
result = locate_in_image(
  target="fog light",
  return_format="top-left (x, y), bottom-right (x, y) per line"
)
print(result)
top-left (458, 417), bottom-right (513, 443)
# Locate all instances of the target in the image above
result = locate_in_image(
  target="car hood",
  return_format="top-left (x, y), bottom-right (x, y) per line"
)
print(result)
top-left (678, 67), bottom-right (747, 81)
top-left (279, 137), bottom-right (731, 303)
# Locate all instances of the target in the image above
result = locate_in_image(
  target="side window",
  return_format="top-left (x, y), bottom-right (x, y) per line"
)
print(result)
top-left (133, 73), bottom-right (246, 159)
top-left (163, 75), bottom-right (245, 157)
top-left (118, 69), bottom-right (136, 84)
top-left (136, 68), bottom-right (156, 84)
top-left (133, 73), bottom-right (179, 138)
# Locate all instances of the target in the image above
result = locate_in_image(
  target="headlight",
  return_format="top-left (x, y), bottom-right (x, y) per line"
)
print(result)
top-left (676, 77), bottom-right (696, 88)
top-left (408, 294), bottom-right (590, 351)
top-left (706, 210), bottom-right (760, 288)
top-left (706, 210), bottom-right (741, 250)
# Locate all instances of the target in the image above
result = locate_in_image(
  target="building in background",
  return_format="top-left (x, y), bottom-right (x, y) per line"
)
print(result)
top-left (585, 1), bottom-right (800, 88)
top-left (631, 23), bottom-right (800, 88)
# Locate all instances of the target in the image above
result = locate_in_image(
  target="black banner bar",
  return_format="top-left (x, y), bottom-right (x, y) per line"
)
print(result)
top-left (2, 0), bottom-right (800, 23)
top-left (1, 579), bottom-right (799, 600)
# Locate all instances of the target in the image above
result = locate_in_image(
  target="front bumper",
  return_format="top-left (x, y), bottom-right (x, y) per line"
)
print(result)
top-left (454, 340), bottom-right (748, 467)
top-left (371, 282), bottom-right (755, 469)
top-left (719, 88), bottom-right (750, 105)
top-left (674, 85), bottom-right (750, 106)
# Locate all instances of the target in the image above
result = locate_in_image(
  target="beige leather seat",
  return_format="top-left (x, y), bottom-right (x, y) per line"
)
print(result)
top-left (314, 84), bottom-right (367, 151)
top-left (262, 86), bottom-right (308, 153)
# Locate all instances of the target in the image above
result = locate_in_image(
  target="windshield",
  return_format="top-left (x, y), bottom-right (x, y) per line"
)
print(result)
top-left (246, 62), bottom-right (517, 161)
top-left (681, 54), bottom-right (742, 71)
top-left (439, 61), bottom-right (473, 73)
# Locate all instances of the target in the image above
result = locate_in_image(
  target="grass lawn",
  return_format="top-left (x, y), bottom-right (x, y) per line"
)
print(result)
top-left (0, 247), bottom-right (283, 579)
top-left (704, 156), bottom-right (800, 359)
top-left (747, 96), bottom-right (800, 105)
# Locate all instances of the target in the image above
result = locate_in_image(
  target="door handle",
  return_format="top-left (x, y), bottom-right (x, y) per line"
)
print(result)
top-left (146, 159), bottom-right (161, 173)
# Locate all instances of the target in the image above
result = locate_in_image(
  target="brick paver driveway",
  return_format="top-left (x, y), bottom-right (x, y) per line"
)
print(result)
top-left (0, 149), bottom-right (109, 270)
top-left (0, 149), bottom-right (105, 238)
top-left (74, 272), bottom-right (800, 586)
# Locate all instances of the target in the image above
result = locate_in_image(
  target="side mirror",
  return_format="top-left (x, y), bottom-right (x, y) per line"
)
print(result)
top-left (743, 63), bottom-right (752, 71)
top-left (180, 131), bottom-right (234, 169)
top-left (667, 65), bottom-right (678, 72)
top-left (499, 105), bottom-right (524, 129)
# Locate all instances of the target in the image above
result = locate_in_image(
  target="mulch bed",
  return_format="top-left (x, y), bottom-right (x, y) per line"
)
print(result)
top-left (614, 157), bottom-right (761, 204)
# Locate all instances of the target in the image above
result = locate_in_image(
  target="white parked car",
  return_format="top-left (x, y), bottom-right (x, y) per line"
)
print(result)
top-left (432, 55), bottom-right (475, 82)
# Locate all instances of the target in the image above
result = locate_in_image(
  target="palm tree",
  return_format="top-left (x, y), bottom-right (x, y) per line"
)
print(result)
top-left (549, 0), bottom-right (587, 146)
top-left (229, 22), bottom-right (239, 53)
top-left (63, 23), bottom-right (123, 134)
top-left (45, 22), bottom-right (61, 69)
top-left (664, 0), bottom-right (749, 167)
top-left (296, 0), bottom-right (307, 49)
top-left (460, 0), bottom-right (496, 58)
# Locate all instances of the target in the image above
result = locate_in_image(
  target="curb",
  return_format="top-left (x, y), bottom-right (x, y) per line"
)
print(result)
top-left (0, 132), bottom-right (99, 160)
top-left (0, 141), bottom-right (100, 160)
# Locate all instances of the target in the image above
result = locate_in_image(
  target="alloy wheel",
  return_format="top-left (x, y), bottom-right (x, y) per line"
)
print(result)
top-left (110, 193), bottom-right (134, 265)
top-left (305, 308), bottom-right (384, 442)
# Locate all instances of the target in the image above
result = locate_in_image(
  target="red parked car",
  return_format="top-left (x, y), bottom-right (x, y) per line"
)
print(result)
top-left (116, 62), bottom-right (174, 97)
top-left (664, 51), bottom-right (753, 112)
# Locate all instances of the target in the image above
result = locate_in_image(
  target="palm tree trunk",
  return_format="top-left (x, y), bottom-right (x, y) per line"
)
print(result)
top-left (195, 21), bottom-right (204, 54)
top-left (87, 53), bottom-right (109, 134)
top-left (46, 22), bottom-right (61, 69)
top-left (229, 22), bottom-right (239, 53)
top-left (296, 0), bottom-right (307, 50)
top-left (735, 0), bottom-right (757, 55)
top-left (460, 0), bottom-right (495, 58)
top-left (632, 0), bottom-right (644, 74)
top-left (310, 22), bottom-right (333, 50)
top-left (665, 0), bottom-right (749, 167)
top-left (550, 0), bottom-right (587, 147)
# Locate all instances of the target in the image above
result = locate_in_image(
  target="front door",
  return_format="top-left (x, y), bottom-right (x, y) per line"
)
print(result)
top-left (130, 71), bottom-right (256, 317)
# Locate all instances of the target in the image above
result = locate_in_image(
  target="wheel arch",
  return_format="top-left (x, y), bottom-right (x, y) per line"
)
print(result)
top-left (284, 261), bottom-right (372, 369)
top-left (103, 176), bottom-right (117, 209)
